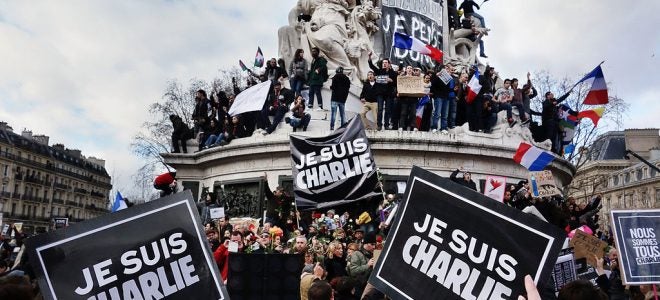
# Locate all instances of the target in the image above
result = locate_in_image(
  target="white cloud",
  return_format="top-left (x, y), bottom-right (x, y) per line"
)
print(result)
top-left (0, 0), bottom-right (656, 196)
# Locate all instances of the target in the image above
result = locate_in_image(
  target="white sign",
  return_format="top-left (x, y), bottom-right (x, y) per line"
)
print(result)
top-left (397, 182), bottom-right (407, 194)
top-left (438, 69), bottom-right (453, 85)
top-left (228, 80), bottom-right (272, 116)
top-left (484, 175), bottom-right (506, 202)
top-left (210, 207), bottom-right (225, 220)
top-left (529, 170), bottom-right (561, 198)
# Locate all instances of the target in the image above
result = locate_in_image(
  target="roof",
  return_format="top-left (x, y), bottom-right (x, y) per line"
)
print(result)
top-left (590, 131), bottom-right (627, 160)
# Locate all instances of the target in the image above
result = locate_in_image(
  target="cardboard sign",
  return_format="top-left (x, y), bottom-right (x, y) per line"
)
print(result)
top-left (569, 229), bottom-right (607, 267)
top-left (610, 209), bottom-right (660, 284)
top-left (396, 76), bottom-right (426, 97)
top-left (54, 217), bottom-right (69, 230)
top-left (290, 117), bottom-right (379, 210)
top-left (551, 254), bottom-right (577, 293)
top-left (26, 191), bottom-right (230, 300)
top-left (210, 207), bottom-right (225, 220)
top-left (483, 176), bottom-right (506, 202)
top-left (528, 170), bottom-right (561, 198)
top-left (370, 167), bottom-right (565, 300)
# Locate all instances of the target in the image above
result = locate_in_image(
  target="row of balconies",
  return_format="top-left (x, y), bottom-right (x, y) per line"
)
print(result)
top-left (1, 151), bottom-right (112, 189)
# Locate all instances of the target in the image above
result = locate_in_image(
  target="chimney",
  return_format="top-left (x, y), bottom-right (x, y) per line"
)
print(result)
top-left (52, 144), bottom-right (65, 151)
top-left (650, 147), bottom-right (660, 161)
top-left (87, 157), bottom-right (106, 168)
top-left (21, 129), bottom-right (33, 139)
top-left (0, 122), bottom-right (12, 132)
top-left (66, 149), bottom-right (82, 159)
top-left (32, 134), bottom-right (50, 146)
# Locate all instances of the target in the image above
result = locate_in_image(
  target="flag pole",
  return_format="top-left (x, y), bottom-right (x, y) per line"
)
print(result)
top-left (388, 30), bottom-right (397, 63)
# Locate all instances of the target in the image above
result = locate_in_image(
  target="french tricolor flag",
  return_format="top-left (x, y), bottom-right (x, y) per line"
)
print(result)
top-left (466, 68), bottom-right (481, 104)
top-left (393, 32), bottom-right (443, 62)
top-left (415, 95), bottom-right (431, 128)
top-left (513, 142), bottom-right (555, 171)
top-left (574, 64), bottom-right (608, 105)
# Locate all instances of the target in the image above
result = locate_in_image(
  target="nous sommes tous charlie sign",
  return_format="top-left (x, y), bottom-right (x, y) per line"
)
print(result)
top-left (370, 167), bottom-right (565, 300)
top-left (26, 191), bottom-right (229, 300)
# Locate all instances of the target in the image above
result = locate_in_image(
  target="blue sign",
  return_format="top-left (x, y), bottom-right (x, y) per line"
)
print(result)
top-left (611, 209), bottom-right (660, 284)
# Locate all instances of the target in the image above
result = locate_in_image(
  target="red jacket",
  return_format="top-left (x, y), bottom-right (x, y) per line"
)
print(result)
top-left (213, 243), bottom-right (229, 281)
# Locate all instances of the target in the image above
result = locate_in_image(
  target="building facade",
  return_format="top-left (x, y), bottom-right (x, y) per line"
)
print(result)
top-left (0, 122), bottom-right (112, 234)
top-left (569, 129), bottom-right (660, 231)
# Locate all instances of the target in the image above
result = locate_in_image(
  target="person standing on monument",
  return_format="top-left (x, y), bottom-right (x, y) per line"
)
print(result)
top-left (541, 90), bottom-right (570, 154)
top-left (367, 52), bottom-right (397, 130)
top-left (329, 66), bottom-right (350, 130)
top-left (359, 71), bottom-right (381, 130)
top-left (308, 47), bottom-right (328, 111)
top-left (289, 49), bottom-right (308, 97)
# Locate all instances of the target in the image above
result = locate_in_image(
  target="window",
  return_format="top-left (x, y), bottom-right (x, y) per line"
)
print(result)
top-left (2, 164), bottom-right (7, 176)
top-left (624, 173), bottom-right (630, 184)
top-left (637, 169), bottom-right (643, 181)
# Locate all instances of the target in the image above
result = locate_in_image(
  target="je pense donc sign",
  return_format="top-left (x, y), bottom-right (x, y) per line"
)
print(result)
top-left (26, 191), bottom-right (229, 300)
top-left (370, 166), bottom-right (565, 300)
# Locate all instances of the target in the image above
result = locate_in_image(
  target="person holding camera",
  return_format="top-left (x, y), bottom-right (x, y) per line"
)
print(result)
top-left (286, 95), bottom-right (311, 132)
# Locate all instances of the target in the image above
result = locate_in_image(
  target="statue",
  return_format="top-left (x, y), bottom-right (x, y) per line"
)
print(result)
top-left (278, 0), bottom-right (382, 83)
top-left (446, 16), bottom-right (489, 75)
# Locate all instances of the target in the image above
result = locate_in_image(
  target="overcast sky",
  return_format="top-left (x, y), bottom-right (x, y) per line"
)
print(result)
top-left (1, 0), bottom-right (658, 198)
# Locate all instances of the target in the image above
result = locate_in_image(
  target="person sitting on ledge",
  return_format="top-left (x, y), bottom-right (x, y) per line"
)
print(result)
top-left (286, 95), bottom-right (311, 132)
top-left (261, 81), bottom-right (294, 135)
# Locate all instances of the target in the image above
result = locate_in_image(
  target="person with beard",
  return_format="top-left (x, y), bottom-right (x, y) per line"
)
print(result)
top-left (206, 228), bottom-right (220, 252)
top-left (214, 231), bottom-right (244, 282)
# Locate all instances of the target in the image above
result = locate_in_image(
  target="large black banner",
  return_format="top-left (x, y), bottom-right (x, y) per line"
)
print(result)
top-left (611, 209), bottom-right (660, 284)
top-left (227, 253), bottom-right (304, 299)
top-left (290, 117), bottom-right (379, 210)
top-left (26, 191), bottom-right (230, 300)
top-left (380, 0), bottom-right (444, 68)
top-left (370, 166), bottom-right (565, 299)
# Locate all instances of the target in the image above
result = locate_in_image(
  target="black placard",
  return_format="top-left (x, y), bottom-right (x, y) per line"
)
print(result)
top-left (380, 0), bottom-right (444, 68)
top-left (610, 209), bottom-right (660, 284)
top-left (227, 253), bottom-right (303, 299)
top-left (370, 166), bottom-right (565, 300)
top-left (290, 117), bottom-right (379, 210)
top-left (26, 191), bottom-right (229, 300)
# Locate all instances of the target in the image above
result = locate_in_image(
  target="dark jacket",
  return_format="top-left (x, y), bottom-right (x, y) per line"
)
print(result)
top-left (225, 121), bottom-right (246, 142)
top-left (360, 81), bottom-right (380, 103)
top-left (192, 98), bottom-right (210, 128)
top-left (459, 0), bottom-right (480, 14)
top-left (368, 59), bottom-right (398, 96)
top-left (541, 92), bottom-right (570, 121)
top-left (170, 115), bottom-right (192, 139)
top-left (308, 56), bottom-right (328, 85)
top-left (331, 73), bottom-right (351, 103)
top-left (267, 87), bottom-right (295, 109)
top-left (449, 169), bottom-right (477, 191)
top-left (430, 73), bottom-right (452, 99)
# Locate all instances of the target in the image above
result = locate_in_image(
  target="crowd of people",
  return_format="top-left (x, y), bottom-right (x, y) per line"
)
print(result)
top-left (188, 169), bottom-right (659, 300)
top-left (168, 1), bottom-right (572, 156)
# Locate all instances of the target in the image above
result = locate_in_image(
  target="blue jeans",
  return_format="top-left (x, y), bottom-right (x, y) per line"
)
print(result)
top-left (266, 106), bottom-right (288, 134)
top-left (512, 102), bottom-right (527, 121)
top-left (470, 12), bottom-right (486, 28)
top-left (376, 95), bottom-right (385, 128)
top-left (330, 101), bottom-right (345, 129)
top-left (432, 97), bottom-right (451, 130)
top-left (204, 134), bottom-right (223, 147)
top-left (449, 98), bottom-right (457, 128)
top-left (290, 114), bottom-right (311, 130)
top-left (496, 102), bottom-right (513, 120)
top-left (290, 78), bottom-right (304, 96)
top-left (308, 85), bottom-right (323, 108)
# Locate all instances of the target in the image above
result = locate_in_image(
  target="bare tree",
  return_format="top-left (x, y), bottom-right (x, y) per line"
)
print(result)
top-left (129, 68), bottom-right (251, 196)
